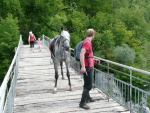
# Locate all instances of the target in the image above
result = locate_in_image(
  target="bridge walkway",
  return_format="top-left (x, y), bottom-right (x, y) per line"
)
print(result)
top-left (14, 45), bottom-right (129, 113)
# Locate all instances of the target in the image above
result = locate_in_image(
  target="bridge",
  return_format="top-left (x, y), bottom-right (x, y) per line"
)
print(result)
top-left (0, 35), bottom-right (150, 113)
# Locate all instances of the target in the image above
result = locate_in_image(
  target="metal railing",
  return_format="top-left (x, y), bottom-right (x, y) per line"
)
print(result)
top-left (70, 51), bottom-right (150, 113)
top-left (41, 34), bottom-right (51, 48)
top-left (0, 35), bottom-right (22, 113)
top-left (92, 57), bottom-right (150, 113)
top-left (42, 35), bottom-right (150, 113)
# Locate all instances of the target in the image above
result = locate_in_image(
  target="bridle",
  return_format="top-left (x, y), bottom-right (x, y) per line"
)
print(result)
top-left (60, 35), bottom-right (70, 49)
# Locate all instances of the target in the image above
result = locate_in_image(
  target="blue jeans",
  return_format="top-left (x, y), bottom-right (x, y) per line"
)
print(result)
top-left (83, 67), bottom-right (94, 91)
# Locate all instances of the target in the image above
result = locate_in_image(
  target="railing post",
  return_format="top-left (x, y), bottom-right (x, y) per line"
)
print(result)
top-left (107, 62), bottom-right (110, 102)
top-left (42, 34), bottom-right (45, 45)
top-left (20, 35), bottom-right (23, 45)
top-left (130, 69), bottom-right (132, 113)
top-left (0, 96), bottom-right (2, 113)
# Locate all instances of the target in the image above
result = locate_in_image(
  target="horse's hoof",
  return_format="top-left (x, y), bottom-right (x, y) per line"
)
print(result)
top-left (53, 91), bottom-right (57, 94)
top-left (69, 87), bottom-right (72, 91)
top-left (53, 88), bottom-right (57, 94)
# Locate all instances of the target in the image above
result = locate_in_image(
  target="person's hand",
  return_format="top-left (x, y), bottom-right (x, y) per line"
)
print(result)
top-left (94, 59), bottom-right (100, 64)
top-left (80, 66), bottom-right (87, 76)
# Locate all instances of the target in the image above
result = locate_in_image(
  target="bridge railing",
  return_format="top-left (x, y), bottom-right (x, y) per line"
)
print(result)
top-left (93, 57), bottom-right (150, 113)
top-left (42, 35), bottom-right (150, 113)
top-left (0, 35), bottom-right (22, 113)
top-left (70, 50), bottom-right (150, 113)
top-left (41, 34), bottom-right (51, 48)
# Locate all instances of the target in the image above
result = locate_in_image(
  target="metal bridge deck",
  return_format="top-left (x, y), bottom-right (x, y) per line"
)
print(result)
top-left (14, 45), bottom-right (129, 113)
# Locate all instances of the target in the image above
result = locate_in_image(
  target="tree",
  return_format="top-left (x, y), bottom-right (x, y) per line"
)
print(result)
top-left (19, 0), bottom-right (66, 40)
top-left (113, 44), bottom-right (135, 65)
top-left (0, 14), bottom-right (19, 83)
top-left (67, 9), bottom-right (89, 47)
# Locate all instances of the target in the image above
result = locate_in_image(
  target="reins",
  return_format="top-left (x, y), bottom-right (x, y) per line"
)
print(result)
top-left (60, 35), bottom-right (70, 50)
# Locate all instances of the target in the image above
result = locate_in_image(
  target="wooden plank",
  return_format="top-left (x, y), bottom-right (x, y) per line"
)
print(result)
top-left (14, 45), bottom-right (129, 113)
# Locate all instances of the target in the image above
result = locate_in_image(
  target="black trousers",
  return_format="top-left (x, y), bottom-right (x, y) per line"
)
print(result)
top-left (30, 41), bottom-right (34, 48)
top-left (83, 67), bottom-right (94, 90)
top-left (80, 67), bottom-right (94, 104)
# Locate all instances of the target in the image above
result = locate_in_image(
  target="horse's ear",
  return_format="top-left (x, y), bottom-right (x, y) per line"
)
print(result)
top-left (66, 26), bottom-right (70, 32)
top-left (61, 26), bottom-right (64, 31)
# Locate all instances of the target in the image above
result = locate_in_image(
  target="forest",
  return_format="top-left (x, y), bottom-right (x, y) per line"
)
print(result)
top-left (0, 0), bottom-right (150, 94)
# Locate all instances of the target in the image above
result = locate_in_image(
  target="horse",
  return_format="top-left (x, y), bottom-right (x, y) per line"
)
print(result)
top-left (49, 29), bottom-right (72, 94)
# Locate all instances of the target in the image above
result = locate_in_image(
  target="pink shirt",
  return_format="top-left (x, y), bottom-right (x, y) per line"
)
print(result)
top-left (38, 40), bottom-right (41, 47)
top-left (82, 39), bottom-right (94, 67)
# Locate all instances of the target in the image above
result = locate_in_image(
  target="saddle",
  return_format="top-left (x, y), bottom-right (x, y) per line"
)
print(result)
top-left (49, 40), bottom-right (55, 56)
top-left (49, 35), bottom-right (60, 56)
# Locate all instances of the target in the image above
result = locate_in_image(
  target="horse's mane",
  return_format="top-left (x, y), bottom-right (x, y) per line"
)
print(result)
top-left (55, 35), bottom-right (61, 48)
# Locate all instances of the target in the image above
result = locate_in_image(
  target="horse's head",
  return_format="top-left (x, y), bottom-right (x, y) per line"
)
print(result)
top-left (60, 30), bottom-right (70, 51)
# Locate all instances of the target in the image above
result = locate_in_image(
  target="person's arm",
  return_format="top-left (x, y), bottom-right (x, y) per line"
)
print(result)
top-left (28, 35), bottom-right (30, 42)
top-left (80, 48), bottom-right (87, 74)
top-left (34, 35), bottom-right (36, 40)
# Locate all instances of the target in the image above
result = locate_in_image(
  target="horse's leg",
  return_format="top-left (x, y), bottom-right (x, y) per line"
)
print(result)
top-left (65, 61), bottom-right (72, 91)
top-left (50, 53), bottom-right (54, 64)
top-left (60, 62), bottom-right (65, 79)
top-left (53, 60), bottom-right (59, 94)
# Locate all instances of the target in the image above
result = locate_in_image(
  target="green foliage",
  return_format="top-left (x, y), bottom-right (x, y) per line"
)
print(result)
top-left (148, 96), bottom-right (150, 108)
top-left (93, 30), bottom-right (115, 59)
top-left (91, 12), bottom-right (112, 31)
top-left (143, 40), bottom-right (150, 69)
top-left (0, 0), bottom-right (23, 18)
top-left (112, 21), bottom-right (133, 46)
top-left (0, 14), bottom-right (19, 83)
top-left (48, 13), bottom-right (68, 34)
top-left (68, 10), bottom-right (89, 47)
top-left (113, 44), bottom-right (135, 65)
